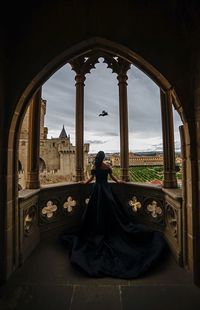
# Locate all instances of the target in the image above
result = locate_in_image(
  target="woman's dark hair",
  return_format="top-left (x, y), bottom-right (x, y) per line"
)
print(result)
top-left (95, 151), bottom-right (105, 168)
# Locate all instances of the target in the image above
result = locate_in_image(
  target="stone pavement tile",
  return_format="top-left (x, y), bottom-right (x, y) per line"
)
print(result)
top-left (0, 284), bottom-right (73, 310)
top-left (8, 237), bottom-right (69, 285)
top-left (55, 237), bottom-right (130, 285)
top-left (121, 285), bottom-right (200, 310)
top-left (70, 285), bottom-right (121, 310)
top-left (9, 237), bottom-right (130, 286)
top-left (3, 234), bottom-right (195, 310)
top-left (129, 255), bottom-right (193, 286)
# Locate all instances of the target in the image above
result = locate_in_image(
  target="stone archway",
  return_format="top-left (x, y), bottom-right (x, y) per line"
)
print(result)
top-left (39, 157), bottom-right (46, 173)
top-left (5, 37), bottom-right (192, 281)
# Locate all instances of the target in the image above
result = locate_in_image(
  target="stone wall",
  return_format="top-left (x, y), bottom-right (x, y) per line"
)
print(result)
top-left (18, 100), bottom-right (89, 188)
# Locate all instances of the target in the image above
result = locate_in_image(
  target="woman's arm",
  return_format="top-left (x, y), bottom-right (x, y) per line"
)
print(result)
top-left (110, 173), bottom-right (120, 183)
top-left (109, 172), bottom-right (126, 184)
top-left (79, 166), bottom-right (95, 184)
top-left (83, 175), bottom-right (94, 184)
top-left (84, 175), bottom-right (94, 184)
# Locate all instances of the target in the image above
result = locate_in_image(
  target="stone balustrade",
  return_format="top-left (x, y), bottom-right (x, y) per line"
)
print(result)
top-left (18, 182), bottom-right (183, 265)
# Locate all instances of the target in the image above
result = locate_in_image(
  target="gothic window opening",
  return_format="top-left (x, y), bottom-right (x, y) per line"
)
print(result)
top-left (84, 57), bottom-right (120, 178)
top-left (18, 48), bottom-right (180, 189)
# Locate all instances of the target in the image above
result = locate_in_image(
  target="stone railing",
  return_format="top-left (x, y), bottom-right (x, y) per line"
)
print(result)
top-left (18, 182), bottom-right (183, 265)
top-left (163, 188), bottom-right (183, 265)
top-left (18, 189), bottom-right (40, 264)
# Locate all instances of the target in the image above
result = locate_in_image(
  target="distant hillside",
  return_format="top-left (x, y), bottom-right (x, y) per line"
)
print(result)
top-left (134, 151), bottom-right (159, 156)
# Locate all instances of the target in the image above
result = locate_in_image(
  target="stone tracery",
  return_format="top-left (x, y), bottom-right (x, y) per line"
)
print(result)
top-left (70, 51), bottom-right (131, 181)
top-left (23, 49), bottom-right (178, 187)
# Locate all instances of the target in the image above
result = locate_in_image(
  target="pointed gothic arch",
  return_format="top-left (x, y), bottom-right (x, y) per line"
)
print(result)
top-left (4, 37), bottom-right (194, 282)
top-left (39, 157), bottom-right (46, 173)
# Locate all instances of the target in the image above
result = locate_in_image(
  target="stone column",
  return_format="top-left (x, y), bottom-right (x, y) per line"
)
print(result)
top-left (70, 54), bottom-right (131, 181)
top-left (26, 88), bottom-right (41, 189)
top-left (192, 57), bottom-right (200, 284)
top-left (75, 73), bottom-right (85, 181)
top-left (179, 125), bottom-right (188, 267)
top-left (160, 89), bottom-right (177, 188)
top-left (117, 60), bottom-right (130, 181)
top-left (70, 56), bottom-right (96, 181)
top-left (98, 55), bottom-right (131, 181)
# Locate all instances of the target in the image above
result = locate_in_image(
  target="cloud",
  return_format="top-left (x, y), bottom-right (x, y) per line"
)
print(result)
top-left (151, 143), bottom-right (163, 151)
top-left (42, 65), bottom-right (76, 131)
top-left (174, 140), bottom-right (181, 151)
top-left (85, 140), bottom-right (107, 144)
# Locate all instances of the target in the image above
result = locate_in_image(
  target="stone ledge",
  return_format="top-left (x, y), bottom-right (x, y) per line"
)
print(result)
top-left (126, 181), bottom-right (163, 189)
top-left (162, 188), bottom-right (182, 201)
top-left (40, 181), bottom-right (78, 190)
top-left (18, 188), bottom-right (40, 200)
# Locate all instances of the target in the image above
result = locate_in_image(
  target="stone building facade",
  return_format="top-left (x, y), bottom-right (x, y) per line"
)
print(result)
top-left (110, 152), bottom-right (164, 167)
top-left (110, 152), bottom-right (182, 167)
top-left (18, 99), bottom-right (89, 188)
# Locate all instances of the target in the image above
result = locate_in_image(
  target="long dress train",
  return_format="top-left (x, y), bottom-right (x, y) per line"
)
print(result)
top-left (61, 168), bottom-right (166, 279)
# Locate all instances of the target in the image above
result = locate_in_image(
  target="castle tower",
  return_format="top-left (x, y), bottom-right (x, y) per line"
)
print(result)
top-left (19, 102), bottom-right (89, 186)
top-left (20, 98), bottom-right (48, 140)
top-left (59, 125), bottom-right (68, 139)
top-left (40, 99), bottom-right (48, 139)
top-left (20, 106), bottom-right (30, 140)
top-left (58, 126), bottom-right (72, 176)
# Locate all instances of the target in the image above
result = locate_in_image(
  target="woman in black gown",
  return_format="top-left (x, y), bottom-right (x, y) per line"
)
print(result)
top-left (62, 151), bottom-right (166, 279)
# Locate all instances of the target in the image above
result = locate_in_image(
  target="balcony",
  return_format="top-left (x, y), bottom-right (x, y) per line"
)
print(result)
top-left (2, 182), bottom-right (199, 310)
top-left (18, 182), bottom-right (182, 266)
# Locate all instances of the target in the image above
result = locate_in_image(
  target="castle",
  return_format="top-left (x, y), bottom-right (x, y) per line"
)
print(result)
top-left (110, 152), bottom-right (164, 167)
top-left (18, 99), bottom-right (89, 188)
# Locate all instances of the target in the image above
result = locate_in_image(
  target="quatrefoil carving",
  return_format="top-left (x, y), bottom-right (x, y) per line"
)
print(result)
top-left (128, 196), bottom-right (141, 212)
top-left (63, 196), bottom-right (76, 212)
top-left (147, 200), bottom-right (162, 218)
top-left (42, 201), bottom-right (57, 218)
top-left (85, 198), bottom-right (90, 205)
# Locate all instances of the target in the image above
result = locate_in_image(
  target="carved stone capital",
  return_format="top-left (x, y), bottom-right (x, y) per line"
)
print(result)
top-left (70, 55), bottom-right (99, 75)
top-left (70, 53), bottom-right (131, 76)
top-left (69, 56), bottom-right (86, 74)
top-left (103, 56), bottom-right (131, 75)
top-left (117, 58), bottom-right (131, 75)
top-left (75, 73), bottom-right (86, 85)
top-left (117, 73), bottom-right (128, 84)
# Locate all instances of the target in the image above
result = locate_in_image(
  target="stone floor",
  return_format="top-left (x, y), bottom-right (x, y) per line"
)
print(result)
top-left (0, 235), bottom-right (200, 310)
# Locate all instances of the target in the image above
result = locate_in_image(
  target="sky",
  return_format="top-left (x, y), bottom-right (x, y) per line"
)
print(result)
top-left (42, 60), bottom-right (182, 153)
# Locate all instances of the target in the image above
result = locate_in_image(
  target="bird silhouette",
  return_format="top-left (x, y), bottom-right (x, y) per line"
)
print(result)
top-left (99, 110), bottom-right (108, 116)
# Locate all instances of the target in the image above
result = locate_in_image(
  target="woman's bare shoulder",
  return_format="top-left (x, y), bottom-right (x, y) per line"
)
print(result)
top-left (102, 162), bottom-right (112, 169)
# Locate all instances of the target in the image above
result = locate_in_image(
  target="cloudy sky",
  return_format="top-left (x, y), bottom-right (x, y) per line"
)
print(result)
top-left (42, 60), bottom-right (182, 153)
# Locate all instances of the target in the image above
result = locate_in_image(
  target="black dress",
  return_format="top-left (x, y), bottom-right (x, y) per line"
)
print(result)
top-left (62, 167), bottom-right (166, 279)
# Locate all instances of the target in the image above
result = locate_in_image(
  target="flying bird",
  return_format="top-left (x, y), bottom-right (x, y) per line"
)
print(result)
top-left (99, 110), bottom-right (108, 117)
